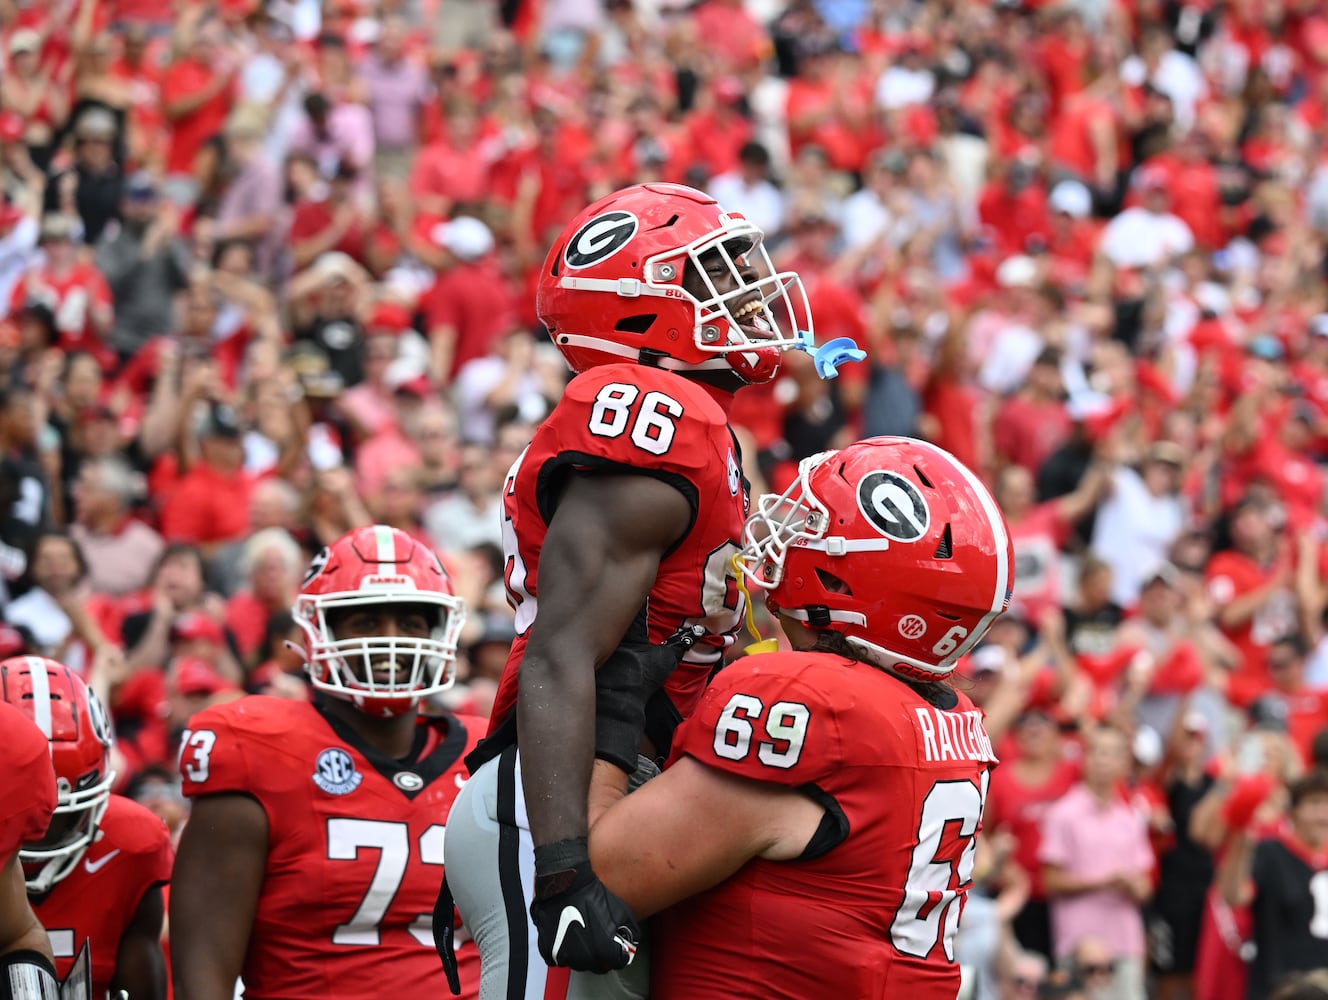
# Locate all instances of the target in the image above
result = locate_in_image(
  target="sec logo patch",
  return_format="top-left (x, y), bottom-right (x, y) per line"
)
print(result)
top-left (313, 748), bottom-right (363, 796)
top-left (898, 614), bottom-right (927, 640)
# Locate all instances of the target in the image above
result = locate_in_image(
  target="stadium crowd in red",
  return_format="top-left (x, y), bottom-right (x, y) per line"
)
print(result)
top-left (1, 0), bottom-right (1328, 995)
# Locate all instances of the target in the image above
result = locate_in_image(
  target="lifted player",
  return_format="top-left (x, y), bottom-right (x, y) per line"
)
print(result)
top-left (171, 525), bottom-right (484, 1000)
top-left (588, 436), bottom-right (1012, 998)
top-left (4, 656), bottom-right (171, 1000)
top-left (442, 182), bottom-right (816, 999)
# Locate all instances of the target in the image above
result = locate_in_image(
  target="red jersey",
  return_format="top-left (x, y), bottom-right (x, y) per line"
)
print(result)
top-left (8, 263), bottom-right (113, 358)
top-left (653, 652), bottom-right (997, 1000)
top-left (1206, 550), bottom-right (1297, 706)
top-left (179, 697), bottom-right (484, 1000)
top-left (1008, 502), bottom-right (1070, 625)
top-left (0, 701), bottom-right (57, 859)
top-left (487, 364), bottom-right (750, 734)
top-left (419, 259), bottom-right (518, 381)
top-left (162, 57), bottom-right (234, 176)
top-left (30, 795), bottom-right (172, 1000)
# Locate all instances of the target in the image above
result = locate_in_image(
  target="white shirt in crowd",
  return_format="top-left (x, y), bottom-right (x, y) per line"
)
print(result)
top-left (840, 187), bottom-right (896, 250)
top-left (1090, 465), bottom-right (1185, 607)
top-left (0, 215), bottom-right (38, 307)
top-left (1121, 50), bottom-right (1208, 129)
top-left (707, 172), bottom-right (785, 240)
top-left (1099, 208), bottom-right (1195, 268)
top-left (424, 493), bottom-right (503, 555)
top-left (4, 587), bottom-right (88, 674)
top-left (452, 357), bottom-right (550, 447)
top-left (874, 65), bottom-right (935, 110)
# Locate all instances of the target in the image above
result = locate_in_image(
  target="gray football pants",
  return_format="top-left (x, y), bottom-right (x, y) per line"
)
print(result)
top-left (443, 746), bottom-right (651, 1000)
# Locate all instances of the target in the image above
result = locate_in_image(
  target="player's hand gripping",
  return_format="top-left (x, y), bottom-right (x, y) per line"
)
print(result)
top-left (531, 838), bottom-right (640, 973)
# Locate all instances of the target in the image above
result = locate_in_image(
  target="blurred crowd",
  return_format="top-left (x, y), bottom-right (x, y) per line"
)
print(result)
top-left (1, 0), bottom-right (1328, 996)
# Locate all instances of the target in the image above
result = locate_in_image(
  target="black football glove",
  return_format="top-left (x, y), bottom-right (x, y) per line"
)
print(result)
top-left (594, 625), bottom-right (704, 773)
top-left (530, 837), bottom-right (640, 973)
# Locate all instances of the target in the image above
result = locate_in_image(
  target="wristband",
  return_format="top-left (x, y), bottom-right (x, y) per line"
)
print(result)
top-left (534, 835), bottom-right (590, 876)
top-left (533, 836), bottom-right (593, 899)
top-left (1, 951), bottom-right (59, 1000)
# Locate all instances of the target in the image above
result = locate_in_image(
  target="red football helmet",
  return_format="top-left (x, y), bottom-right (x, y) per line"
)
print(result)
top-left (537, 182), bottom-right (813, 385)
top-left (293, 525), bottom-right (466, 716)
top-left (0, 656), bottom-right (115, 893)
top-left (736, 437), bottom-right (1014, 679)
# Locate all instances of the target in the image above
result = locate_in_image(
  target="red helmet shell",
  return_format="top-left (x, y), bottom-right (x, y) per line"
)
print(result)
top-left (1, 656), bottom-right (114, 892)
top-left (738, 437), bottom-right (1014, 678)
top-left (537, 183), bottom-right (813, 385)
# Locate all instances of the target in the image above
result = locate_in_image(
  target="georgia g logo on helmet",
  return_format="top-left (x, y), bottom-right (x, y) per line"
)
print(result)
top-left (564, 211), bottom-right (639, 269)
top-left (302, 546), bottom-right (331, 588)
top-left (858, 470), bottom-right (931, 543)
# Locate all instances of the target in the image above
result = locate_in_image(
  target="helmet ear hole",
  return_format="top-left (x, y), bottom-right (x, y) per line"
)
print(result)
top-left (614, 314), bottom-right (656, 334)
top-left (815, 568), bottom-right (852, 596)
top-left (933, 524), bottom-right (953, 560)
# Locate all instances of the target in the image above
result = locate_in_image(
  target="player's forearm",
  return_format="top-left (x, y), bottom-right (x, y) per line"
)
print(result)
top-left (587, 759), bottom-right (629, 828)
top-left (172, 961), bottom-right (244, 1000)
top-left (517, 649), bottom-right (596, 844)
top-left (113, 944), bottom-right (167, 1000)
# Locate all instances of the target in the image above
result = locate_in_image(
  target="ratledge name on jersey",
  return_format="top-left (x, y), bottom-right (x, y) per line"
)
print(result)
top-left (915, 707), bottom-right (998, 763)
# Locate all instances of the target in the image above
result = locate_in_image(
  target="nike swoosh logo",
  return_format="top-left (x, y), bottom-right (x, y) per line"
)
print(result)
top-left (84, 849), bottom-right (120, 874)
top-left (551, 905), bottom-right (585, 964)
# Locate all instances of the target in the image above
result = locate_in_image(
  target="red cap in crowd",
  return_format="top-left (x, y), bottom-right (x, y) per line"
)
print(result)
top-left (367, 301), bottom-right (414, 335)
top-left (172, 612), bottom-right (226, 646)
top-left (173, 657), bottom-right (234, 697)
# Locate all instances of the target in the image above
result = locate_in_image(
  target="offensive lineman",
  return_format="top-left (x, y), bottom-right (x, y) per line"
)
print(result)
top-left (588, 436), bottom-right (1012, 998)
top-left (171, 525), bottom-right (485, 1000)
top-left (441, 182), bottom-right (818, 999)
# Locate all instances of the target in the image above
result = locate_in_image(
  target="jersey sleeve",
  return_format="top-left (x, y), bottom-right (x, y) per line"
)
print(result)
top-left (178, 703), bottom-right (259, 800)
top-left (106, 798), bottom-right (174, 912)
top-left (0, 703), bottom-right (57, 859)
top-left (131, 806), bottom-right (174, 888)
top-left (667, 653), bottom-right (845, 789)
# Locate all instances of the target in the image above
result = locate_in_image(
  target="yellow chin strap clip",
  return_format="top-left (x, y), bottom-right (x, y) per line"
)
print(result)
top-left (731, 553), bottom-right (780, 656)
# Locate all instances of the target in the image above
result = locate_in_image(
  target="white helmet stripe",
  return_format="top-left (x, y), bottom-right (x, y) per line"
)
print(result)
top-left (909, 441), bottom-right (1011, 662)
top-left (553, 334), bottom-right (736, 371)
top-left (374, 524), bottom-right (396, 575)
top-left (26, 655), bottom-right (52, 738)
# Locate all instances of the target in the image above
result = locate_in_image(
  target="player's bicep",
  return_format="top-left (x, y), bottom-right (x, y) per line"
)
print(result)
top-left (525, 472), bottom-right (693, 667)
top-left (170, 794), bottom-right (268, 1000)
top-left (588, 756), bottom-right (823, 919)
top-left (113, 883), bottom-right (166, 1000)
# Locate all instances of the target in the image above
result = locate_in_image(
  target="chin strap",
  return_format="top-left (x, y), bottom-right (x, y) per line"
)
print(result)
top-left (730, 554), bottom-right (780, 656)
top-left (791, 329), bottom-right (867, 380)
